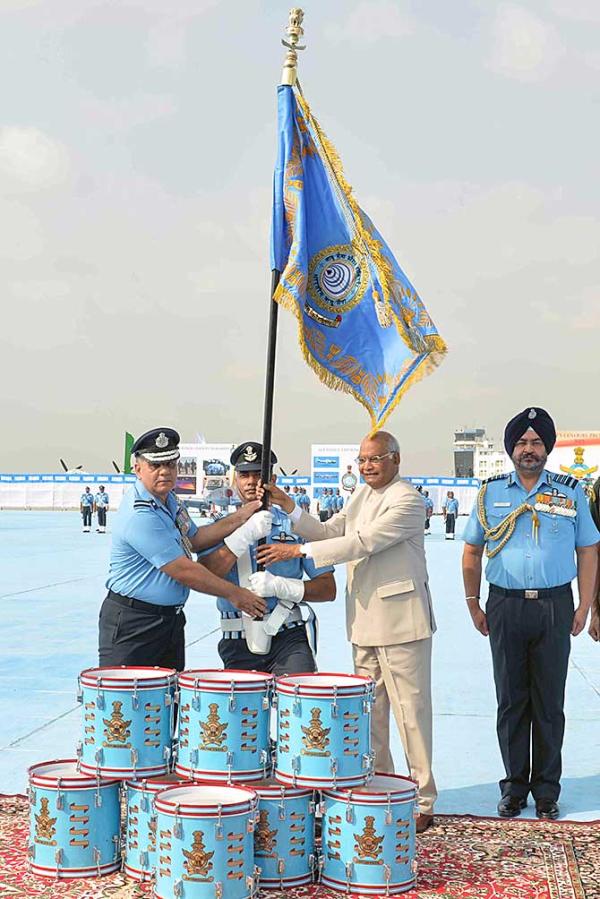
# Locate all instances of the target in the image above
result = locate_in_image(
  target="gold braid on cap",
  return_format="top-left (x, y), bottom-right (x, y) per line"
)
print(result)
top-left (477, 483), bottom-right (539, 558)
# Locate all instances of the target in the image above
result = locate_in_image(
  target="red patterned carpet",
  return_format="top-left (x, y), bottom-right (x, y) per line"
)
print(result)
top-left (1, 794), bottom-right (598, 899)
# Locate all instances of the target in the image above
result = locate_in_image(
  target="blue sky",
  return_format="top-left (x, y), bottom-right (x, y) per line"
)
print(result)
top-left (1, 0), bottom-right (598, 474)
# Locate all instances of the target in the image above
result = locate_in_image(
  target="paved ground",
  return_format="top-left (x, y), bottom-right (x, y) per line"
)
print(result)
top-left (1, 511), bottom-right (598, 820)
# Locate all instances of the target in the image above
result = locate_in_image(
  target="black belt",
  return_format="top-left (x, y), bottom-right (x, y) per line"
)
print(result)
top-left (489, 583), bottom-right (572, 600)
top-left (106, 589), bottom-right (184, 616)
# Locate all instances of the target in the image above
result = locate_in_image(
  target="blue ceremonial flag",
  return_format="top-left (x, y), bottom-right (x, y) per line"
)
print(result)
top-left (270, 85), bottom-right (447, 430)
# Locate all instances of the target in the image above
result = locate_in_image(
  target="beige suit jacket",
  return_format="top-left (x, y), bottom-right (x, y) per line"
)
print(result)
top-left (293, 475), bottom-right (436, 647)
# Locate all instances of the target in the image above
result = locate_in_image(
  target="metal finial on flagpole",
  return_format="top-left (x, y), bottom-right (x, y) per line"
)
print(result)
top-left (280, 8), bottom-right (306, 86)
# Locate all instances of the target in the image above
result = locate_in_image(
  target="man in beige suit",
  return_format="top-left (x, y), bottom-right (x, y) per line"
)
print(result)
top-left (257, 430), bottom-right (437, 832)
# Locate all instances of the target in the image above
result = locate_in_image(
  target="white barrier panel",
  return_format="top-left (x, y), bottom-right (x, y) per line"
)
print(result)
top-left (0, 475), bottom-right (136, 511)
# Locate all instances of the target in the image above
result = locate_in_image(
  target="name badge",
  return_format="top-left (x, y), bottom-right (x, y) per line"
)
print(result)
top-left (493, 502), bottom-right (511, 507)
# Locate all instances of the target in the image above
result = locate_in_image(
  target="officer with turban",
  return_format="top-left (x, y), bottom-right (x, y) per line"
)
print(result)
top-left (462, 407), bottom-right (599, 819)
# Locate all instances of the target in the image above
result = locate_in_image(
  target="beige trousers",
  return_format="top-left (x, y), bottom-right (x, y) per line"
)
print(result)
top-left (353, 638), bottom-right (437, 814)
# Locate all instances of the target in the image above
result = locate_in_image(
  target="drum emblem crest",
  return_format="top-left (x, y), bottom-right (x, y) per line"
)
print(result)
top-left (199, 703), bottom-right (228, 751)
top-left (34, 797), bottom-right (57, 846)
top-left (103, 701), bottom-right (132, 748)
top-left (182, 829), bottom-right (214, 882)
top-left (354, 815), bottom-right (384, 864)
top-left (254, 809), bottom-right (278, 857)
top-left (301, 707), bottom-right (331, 756)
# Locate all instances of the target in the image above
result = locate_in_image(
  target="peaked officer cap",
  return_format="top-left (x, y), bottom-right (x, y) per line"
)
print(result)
top-left (132, 427), bottom-right (180, 463)
top-left (231, 442), bottom-right (278, 472)
top-left (504, 407), bottom-right (556, 457)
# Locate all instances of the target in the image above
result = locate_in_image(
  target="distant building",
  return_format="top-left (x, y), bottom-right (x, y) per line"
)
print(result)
top-left (453, 428), bottom-right (509, 480)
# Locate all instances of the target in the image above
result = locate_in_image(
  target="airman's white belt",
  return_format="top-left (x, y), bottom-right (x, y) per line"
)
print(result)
top-left (220, 605), bottom-right (303, 634)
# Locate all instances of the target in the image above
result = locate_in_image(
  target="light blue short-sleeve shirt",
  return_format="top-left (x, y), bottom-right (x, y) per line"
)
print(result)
top-left (463, 470), bottom-right (600, 589)
top-left (107, 482), bottom-right (198, 606)
top-left (445, 498), bottom-right (459, 515)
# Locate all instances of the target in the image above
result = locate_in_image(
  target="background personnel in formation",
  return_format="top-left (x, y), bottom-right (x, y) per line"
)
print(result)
top-left (200, 442), bottom-right (336, 675)
top-left (94, 485), bottom-right (109, 533)
top-left (99, 428), bottom-right (268, 670)
top-left (443, 490), bottom-right (458, 539)
top-left (423, 489), bottom-right (434, 534)
top-left (257, 430), bottom-right (437, 833)
top-left (462, 407), bottom-right (600, 819)
top-left (80, 486), bottom-right (94, 533)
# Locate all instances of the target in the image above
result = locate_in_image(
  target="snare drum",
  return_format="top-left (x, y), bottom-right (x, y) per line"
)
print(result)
top-left (124, 773), bottom-right (184, 881)
top-left (274, 673), bottom-right (375, 789)
top-left (28, 759), bottom-right (121, 879)
top-left (253, 778), bottom-right (316, 889)
top-left (175, 669), bottom-right (273, 783)
top-left (153, 783), bottom-right (259, 899)
top-left (77, 666), bottom-right (176, 778)
top-left (321, 773), bottom-right (418, 895)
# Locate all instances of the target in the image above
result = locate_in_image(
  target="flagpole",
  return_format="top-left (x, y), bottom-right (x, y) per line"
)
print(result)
top-left (260, 9), bottom-right (305, 500)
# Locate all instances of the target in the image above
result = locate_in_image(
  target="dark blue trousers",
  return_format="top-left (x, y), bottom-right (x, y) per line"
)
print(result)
top-left (486, 585), bottom-right (573, 801)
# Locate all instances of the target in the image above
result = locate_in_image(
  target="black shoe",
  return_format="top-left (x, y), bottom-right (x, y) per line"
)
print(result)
top-left (535, 799), bottom-right (559, 820)
top-left (497, 795), bottom-right (527, 817)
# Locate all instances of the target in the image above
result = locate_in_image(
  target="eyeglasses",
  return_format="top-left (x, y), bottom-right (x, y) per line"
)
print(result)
top-left (355, 452), bottom-right (396, 465)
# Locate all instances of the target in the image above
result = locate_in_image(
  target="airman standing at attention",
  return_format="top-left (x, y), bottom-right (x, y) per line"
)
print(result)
top-left (462, 407), bottom-right (599, 819)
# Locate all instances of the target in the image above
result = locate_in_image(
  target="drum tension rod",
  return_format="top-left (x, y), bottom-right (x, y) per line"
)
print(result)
top-left (215, 803), bottom-right (223, 840)
top-left (56, 779), bottom-right (64, 810)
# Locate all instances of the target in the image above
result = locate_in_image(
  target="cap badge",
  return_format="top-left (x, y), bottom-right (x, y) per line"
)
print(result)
top-left (528, 408), bottom-right (537, 420)
top-left (155, 432), bottom-right (169, 448)
top-left (243, 446), bottom-right (258, 462)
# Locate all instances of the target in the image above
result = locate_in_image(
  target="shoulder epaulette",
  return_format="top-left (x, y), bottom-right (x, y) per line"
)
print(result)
top-left (482, 473), bottom-right (509, 485)
top-left (133, 499), bottom-right (156, 509)
top-left (551, 473), bottom-right (578, 490)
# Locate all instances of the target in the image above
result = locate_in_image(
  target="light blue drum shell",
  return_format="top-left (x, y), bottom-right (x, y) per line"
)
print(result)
top-left (28, 762), bottom-right (120, 877)
top-left (153, 786), bottom-right (257, 899)
top-left (275, 689), bottom-right (370, 787)
top-left (124, 774), bottom-right (184, 880)
top-left (322, 776), bottom-right (417, 895)
top-left (176, 679), bottom-right (271, 780)
top-left (253, 779), bottom-right (316, 886)
top-left (79, 668), bottom-right (176, 778)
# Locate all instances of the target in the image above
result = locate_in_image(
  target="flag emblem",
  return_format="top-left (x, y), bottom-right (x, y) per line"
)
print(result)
top-left (309, 246), bottom-right (366, 313)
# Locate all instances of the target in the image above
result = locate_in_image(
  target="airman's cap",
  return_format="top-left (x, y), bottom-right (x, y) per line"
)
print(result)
top-left (231, 442), bottom-right (278, 472)
top-left (132, 428), bottom-right (180, 463)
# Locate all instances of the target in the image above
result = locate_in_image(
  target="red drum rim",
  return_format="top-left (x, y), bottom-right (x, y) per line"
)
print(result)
top-left (28, 759), bottom-right (121, 789)
top-left (323, 772), bottom-right (418, 802)
top-left (30, 860), bottom-right (121, 879)
top-left (276, 672), bottom-right (373, 696)
top-left (260, 873), bottom-right (313, 887)
top-left (178, 668), bottom-right (272, 691)
top-left (125, 773), bottom-right (187, 790)
top-left (184, 776), bottom-right (313, 798)
top-left (274, 770), bottom-right (370, 788)
top-left (123, 863), bottom-right (153, 882)
top-left (154, 782), bottom-right (257, 816)
top-left (321, 873), bottom-right (416, 893)
top-left (253, 779), bottom-right (314, 799)
top-left (174, 766), bottom-right (271, 783)
top-left (79, 761), bottom-right (169, 778)
top-left (80, 665), bottom-right (176, 688)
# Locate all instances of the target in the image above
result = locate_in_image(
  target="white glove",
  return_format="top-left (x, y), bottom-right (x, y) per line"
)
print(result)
top-left (248, 571), bottom-right (305, 604)
top-left (224, 511), bottom-right (273, 558)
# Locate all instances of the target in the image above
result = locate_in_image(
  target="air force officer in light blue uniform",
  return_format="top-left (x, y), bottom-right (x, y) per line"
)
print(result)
top-left (462, 407), bottom-right (599, 821)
